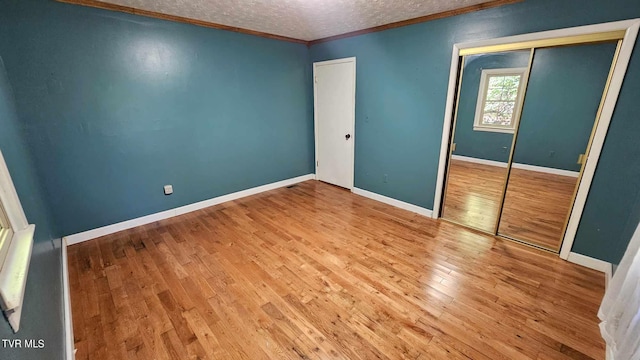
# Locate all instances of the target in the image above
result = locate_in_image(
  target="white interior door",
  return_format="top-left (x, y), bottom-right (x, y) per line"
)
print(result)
top-left (314, 57), bottom-right (356, 189)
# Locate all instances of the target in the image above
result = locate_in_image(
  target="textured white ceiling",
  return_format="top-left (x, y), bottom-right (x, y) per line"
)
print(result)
top-left (103, 0), bottom-right (493, 41)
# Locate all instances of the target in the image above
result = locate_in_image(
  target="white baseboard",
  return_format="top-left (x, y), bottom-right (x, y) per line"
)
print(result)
top-left (63, 174), bottom-right (315, 245)
top-left (451, 155), bottom-right (508, 168)
top-left (352, 188), bottom-right (433, 217)
top-left (511, 163), bottom-right (579, 178)
top-left (605, 266), bottom-right (613, 289)
top-left (451, 155), bottom-right (579, 177)
top-left (61, 238), bottom-right (75, 360)
top-left (567, 252), bottom-right (613, 284)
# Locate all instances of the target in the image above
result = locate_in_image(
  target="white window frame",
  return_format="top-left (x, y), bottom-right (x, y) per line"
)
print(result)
top-left (473, 67), bottom-right (527, 134)
top-left (0, 149), bottom-right (35, 332)
top-left (0, 205), bottom-right (13, 273)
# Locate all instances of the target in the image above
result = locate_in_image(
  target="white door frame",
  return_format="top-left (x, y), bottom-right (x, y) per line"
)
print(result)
top-left (431, 19), bottom-right (640, 260)
top-left (313, 57), bottom-right (357, 189)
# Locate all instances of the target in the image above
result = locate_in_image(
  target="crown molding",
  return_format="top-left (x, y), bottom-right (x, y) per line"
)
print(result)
top-left (308, 0), bottom-right (523, 46)
top-left (55, 0), bottom-right (309, 44)
top-left (56, 0), bottom-right (521, 47)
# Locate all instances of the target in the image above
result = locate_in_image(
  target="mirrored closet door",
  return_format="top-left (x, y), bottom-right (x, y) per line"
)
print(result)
top-left (441, 49), bottom-right (532, 233)
top-left (497, 42), bottom-right (618, 251)
top-left (441, 37), bottom-right (621, 252)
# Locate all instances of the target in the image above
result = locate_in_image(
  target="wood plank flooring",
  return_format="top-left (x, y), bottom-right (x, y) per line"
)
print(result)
top-left (69, 180), bottom-right (605, 360)
top-left (442, 160), bottom-right (507, 233)
top-left (499, 168), bottom-right (576, 251)
top-left (442, 159), bottom-right (577, 251)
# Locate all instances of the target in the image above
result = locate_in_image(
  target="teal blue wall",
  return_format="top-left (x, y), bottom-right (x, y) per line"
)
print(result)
top-left (0, 57), bottom-right (63, 360)
top-left (4, 1), bottom-right (637, 359)
top-left (572, 46), bottom-right (640, 262)
top-left (453, 51), bottom-right (529, 163)
top-left (514, 43), bottom-right (616, 171)
top-left (310, 0), bottom-right (640, 264)
top-left (0, 0), bottom-right (314, 237)
top-left (0, 61), bottom-right (58, 242)
top-left (0, 2), bottom-right (312, 357)
top-left (2, 0), bottom-right (640, 267)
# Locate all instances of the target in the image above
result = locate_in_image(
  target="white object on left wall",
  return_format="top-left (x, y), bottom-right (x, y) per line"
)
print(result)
top-left (0, 150), bottom-right (35, 332)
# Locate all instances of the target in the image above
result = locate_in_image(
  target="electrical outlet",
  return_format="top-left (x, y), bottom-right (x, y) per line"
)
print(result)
top-left (384, 174), bottom-right (388, 183)
top-left (549, 151), bottom-right (556, 158)
top-left (164, 185), bottom-right (173, 195)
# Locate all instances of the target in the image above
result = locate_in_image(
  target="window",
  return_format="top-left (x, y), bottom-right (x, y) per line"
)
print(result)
top-left (0, 205), bottom-right (12, 271)
top-left (473, 68), bottom-right (527, 133)
top-left (0, 150), bottom-right (35, 333)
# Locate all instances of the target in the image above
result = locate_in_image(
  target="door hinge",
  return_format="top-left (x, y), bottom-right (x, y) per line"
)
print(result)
top-left (316, 161), bottom-right (319, 167)
top-left (314, 76), bottom-right (318, 84)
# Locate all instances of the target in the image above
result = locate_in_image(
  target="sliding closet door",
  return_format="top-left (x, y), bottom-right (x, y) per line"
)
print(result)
top-left (497, 42), bottom-right (618, 251)
top-left (441, 50), bottom-right (531, 233)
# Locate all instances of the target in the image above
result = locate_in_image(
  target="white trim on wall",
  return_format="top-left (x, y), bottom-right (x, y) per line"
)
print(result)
top-left (433, 19), bottom-right (640, 262)
top-left (559, 21), bottom-right (640, 259)
top-left (432, 44), bottom-right (461, 220)
top-left (63, 174), bottom-right (315, 245)
top-left (61, 238), bottom-right (75, 360)
top-left (567, 252), bottom-right (613, 280)
top-left (450, 155), bottom-right (579, 177)
top-left (451, 155), bottom-right (508, 168)
top-left (352, 188), bottom-right (433, 217)
top-left (511, 163), bottom-right (579, 178)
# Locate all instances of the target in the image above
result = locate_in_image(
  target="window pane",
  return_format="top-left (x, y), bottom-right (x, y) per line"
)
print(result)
top-left (481, 74), bottom-right (521, 128)
top-left (488, 76), bottom-right (504, 88)
top-left (486, 75), bottom-right (521, 102)
top-left (483, 101), bottom-right (515, 126)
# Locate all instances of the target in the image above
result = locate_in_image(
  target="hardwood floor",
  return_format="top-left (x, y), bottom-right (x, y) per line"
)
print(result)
top-left (442, 159), bottom-right (507, 233)
top-left (499, 168), bottom-right (577, 251)
top-left (69, 180), bottom-right (605, 360)
top-left (442, 159), bottom-right (577, 251)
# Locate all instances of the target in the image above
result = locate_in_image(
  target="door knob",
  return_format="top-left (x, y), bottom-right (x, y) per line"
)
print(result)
top-left (345, 134), bottom-right (351, 140)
